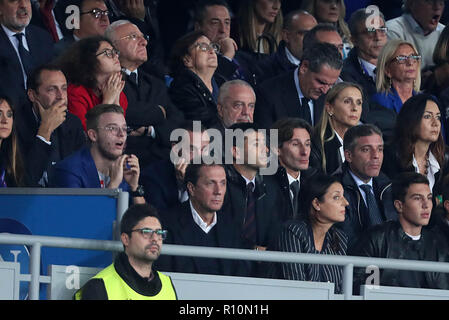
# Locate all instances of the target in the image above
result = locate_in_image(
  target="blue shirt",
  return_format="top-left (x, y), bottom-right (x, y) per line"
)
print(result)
top-left (371, 86), bottom-right (416, 114)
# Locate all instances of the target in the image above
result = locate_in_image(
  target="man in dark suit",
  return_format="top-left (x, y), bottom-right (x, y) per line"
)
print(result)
top-left (254, 42), bottom-right (343, 129)
top-left (15, 65), bottom-right (85, 186)
top-left (140, 120), bottom-right (210, 211)
top-left (51, 103), bottom-right (146, 203)
top-left (0, 0), bottom-right (54, 107)
top-left (30, 0), bottom-right (65, 42)
top-left (155, 163), bottom-right (249, 277)
top-left (105, 20), bottom-right (183, 167)
top-left (265, 118), bottom-right (318, 222)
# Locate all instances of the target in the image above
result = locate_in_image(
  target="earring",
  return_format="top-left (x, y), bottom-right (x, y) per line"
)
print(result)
top-left (328, 113), bottom-right (333, 117)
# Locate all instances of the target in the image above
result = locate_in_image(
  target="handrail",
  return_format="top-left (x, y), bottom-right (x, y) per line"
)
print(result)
top-left (1, 233), bottom-right (449, 300)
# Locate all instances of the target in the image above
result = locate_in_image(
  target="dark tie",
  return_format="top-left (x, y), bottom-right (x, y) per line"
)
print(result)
top-left (360, 184), bottom-right (383, 226)
top-left (300, 97), bottom-right (312, 125)
top-left (14, 33), bottom-right (33, 78)
top-left (290, 180), bottom-right (300, 218)
top-left (243, 182), bottom-right (257, 245)
top-left (128, 72), bottom-right (138, 85)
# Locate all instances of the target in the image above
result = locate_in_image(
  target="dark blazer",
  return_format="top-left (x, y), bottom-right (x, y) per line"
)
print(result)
top-left (264, 165), bottom-right (319, 222)
top-left (168, 68), bottom-right (224, 128)
top-left (310, 124), bottom-right (344, 175)
top-left (155, 201), bottom-right (249, 277)
top-left (50, 146), bottom-right (129, 190)
top-left (254, 41), bottom-right (297, 84)
top-left (333, 162), bottom-right (398, 250)
top-left (0, 24), bottom-right (55, 107)
top-left (222, 165), bottom-right (284, 250)
top-left (15, 101), bottom-right (86, 186)
top-left (53, 34), bottom-right (75, 57)
top-left (254, 69), bottom-right (325, 129)
top-left (123, 68), bottom-right (183, 166)
top-left (139, 159), bottom-right (180, 212)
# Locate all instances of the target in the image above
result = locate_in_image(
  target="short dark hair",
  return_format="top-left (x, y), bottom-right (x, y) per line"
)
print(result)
top-left (301, 42), bottom-right (343, 73)
top-left (302, 23), bottom-right (339, 52)
top-left (194, 0), bottom-right (231, 25)
top-left (27, 64), bottom-right (65, 92)
top-left (120, 204), bottom-right (161, 236)
top-left (85, 104), bottom-right (124, 132)
top-left (169, 30), bottom-right (207, 75)
top-left (392, 172), bottom-right (430, 202)
top-left (184, 162), bottom-right (225, 189)
top-left (348, 8), bottom-right (385, 37)
top-left (271, 118), bottom-right (312, 148)
top-left (228, 122), bottom-right (262, 149)
top-left (343, 124), bottom-right (383, 152)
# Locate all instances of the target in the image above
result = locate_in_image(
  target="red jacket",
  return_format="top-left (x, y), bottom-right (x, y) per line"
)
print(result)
top-left (67, 84), bottom-right (128, 131)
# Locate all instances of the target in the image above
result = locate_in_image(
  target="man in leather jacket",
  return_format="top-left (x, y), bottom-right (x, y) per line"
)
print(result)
top-left (334, 124), bottom-right (397, 249)
top-left (351, 172), bottom-right (449, 292)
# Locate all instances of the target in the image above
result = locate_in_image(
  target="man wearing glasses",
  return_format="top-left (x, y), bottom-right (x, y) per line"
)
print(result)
top-left (76, 204), bottom-right (177, 300)
top-left (105, 20), bottom-right (183, 167)
top-left (386, 0), bottom-right (445, 71)
top-left (342, 8), bottom-right (388, 100)
top-left (51, 104), bottom-right (146, 205)
top-left (55, 0), bottom-right (110, 55)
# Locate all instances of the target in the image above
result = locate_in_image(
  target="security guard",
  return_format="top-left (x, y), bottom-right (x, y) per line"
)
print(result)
top-left (75, 204), bottom-right (177, 300)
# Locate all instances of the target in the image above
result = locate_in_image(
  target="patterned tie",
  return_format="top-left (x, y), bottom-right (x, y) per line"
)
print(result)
top-left (14, 33), bottom-right (34, 78)
top-left (300, 97), bottom-right (312, 125)
top-left (290, 180), bottom-right (300, 218)
top-left (243, 182), bottom-right (257, 245)
top-left (360, 184), bottom-right (383, 226)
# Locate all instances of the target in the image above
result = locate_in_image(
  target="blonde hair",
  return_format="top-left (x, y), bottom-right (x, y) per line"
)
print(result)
top-left (314, 82), bottom-right (363, 173)
top-left (238, 0), bottom-right (283, 54)
top-left (301, 0), bottom-right (352, 47)
top-left (375, 39), bottom-right (421, 93)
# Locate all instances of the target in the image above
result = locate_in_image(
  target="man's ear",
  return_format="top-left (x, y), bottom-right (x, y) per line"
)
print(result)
top-left (232, 145), bottom-right (241, 162)
top-left (344, 149), bottom-right (352, 164)
top-left (394, 199), bottom-right (403, 214)
top-left (87, 128), bottom-right (98, 143)
top-left (217, 103), bottom-right (224, 119)
top-left (121, 232), bottom-right (130, 247)
top-left (186, 181), bottom-right (195, 198)
top-left (299, 60), bottom-right (309, 75)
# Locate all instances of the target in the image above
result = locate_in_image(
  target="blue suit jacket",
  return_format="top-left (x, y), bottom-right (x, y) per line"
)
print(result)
top-left (0, 24), bottom-right (54, 107)
top-left (51, 146), bottom-right (128, 190)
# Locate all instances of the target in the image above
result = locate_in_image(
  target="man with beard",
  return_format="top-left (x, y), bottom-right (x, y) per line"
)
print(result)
top-left (75, 204), bottom-right (177, 300)
top-left (51, 103), bottom-right (145, 205)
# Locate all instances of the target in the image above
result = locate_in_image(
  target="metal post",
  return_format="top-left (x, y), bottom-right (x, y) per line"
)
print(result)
top-left (29, 242), bottom-right (42, 300)
top-left (343, 263), bottom-right (354, 300)
top-left (115, 190), bottom-right (129, 240)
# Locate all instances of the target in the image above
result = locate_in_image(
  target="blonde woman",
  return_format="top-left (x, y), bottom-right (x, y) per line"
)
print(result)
top-left (371, 39), bottom-right (421, 114)
top-left (237, 0), bottom-right (283, 55)
top-left (301, 0), bottom-right (352, 58)
top-left (310, 82), bottom-right (363, 174)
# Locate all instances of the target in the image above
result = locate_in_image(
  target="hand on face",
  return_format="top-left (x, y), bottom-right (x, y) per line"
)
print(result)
top-left (36, 98), bottom-right (67, 141)
top-left (100, 72), bottom-right (125, 105)
top-left (109, 154), bottom-right (140, 190)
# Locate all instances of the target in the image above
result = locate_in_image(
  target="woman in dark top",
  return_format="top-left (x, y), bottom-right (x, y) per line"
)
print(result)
top-left (168, 31), bottom-right (224, 128)
top-left (275, 174), bottom-right (349, 293)
top-left (382, 93), bottom-right (449, 197)
top-left (0, 96), bottom-right (24, 187)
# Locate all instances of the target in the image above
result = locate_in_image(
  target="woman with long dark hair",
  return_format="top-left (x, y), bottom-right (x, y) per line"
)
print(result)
top-left (0, 96), bottom-right (25, 187)
top-left (382, 93), bottom-right (448, 195)
top-left (56, 36), bottom-right (127, 130)
top-left (273, 174), bottom-right (349, 293)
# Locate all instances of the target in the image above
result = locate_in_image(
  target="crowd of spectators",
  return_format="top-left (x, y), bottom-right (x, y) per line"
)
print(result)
top-left (1, 0), bottom-right (449, 296)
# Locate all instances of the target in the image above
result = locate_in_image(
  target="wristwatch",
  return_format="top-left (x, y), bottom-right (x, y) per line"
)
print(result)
top-left (130, 185), bottom-right (145, 197)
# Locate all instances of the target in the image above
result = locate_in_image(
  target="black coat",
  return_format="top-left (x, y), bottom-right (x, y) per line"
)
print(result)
top-left (168, 68), bottom-right (224, 128)
top-left (123, 68), bottom-right (183, 166)
top-left (351, 220), bottom-right (449, 292)
top-left (333, 162), bottom-right (398, 250)
top-left (0, 24), bottom-right (55, 107)
top-left (254, 41), bottom-right (297, 84)
top-left (155, 201), bottom-right (250, 277)
top-left (254, 69), bottom-right (325, 129)
top-left (15, 101), bottom-right (86, 186)
top-left (310, 124), bottom-right (343, 175)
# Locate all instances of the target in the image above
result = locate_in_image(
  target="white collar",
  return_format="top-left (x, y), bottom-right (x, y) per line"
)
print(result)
top-left (284, 46), bottom-right (301, 66)
top-left (412, 151), bottom-right (440, 173)
top-left (358, 57), bottom-right (376, 79)
top-left (241, 174), bottom-right (256, 191)
top-left (1, 24), bottom-right (26, 37)
top-left (349, 169), bottom-right (373, 189)
top-left (189, 200), bottom-right (217, 234)
top-left (287, 171), bottom-right (300, 185)
top-left (293, 66), bottom-right (305, 99)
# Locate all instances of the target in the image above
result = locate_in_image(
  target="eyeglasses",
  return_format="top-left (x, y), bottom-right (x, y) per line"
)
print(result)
top-left (393, 54), bottom-right (421, 64)
top-left (130, 228), bottom-right (168, 240)
top-left (116, 33), bottom-right (149, 42)
top-left (193, 42), bottom-right (220, 54)
top-left (363, 27), bottom-right (388, 36)
top-left (96, 48), bottom-right (120, 58)
top-left (97, 125), bottom-right (131, 135)
top-left (81, 8), bottom-right (110, 19)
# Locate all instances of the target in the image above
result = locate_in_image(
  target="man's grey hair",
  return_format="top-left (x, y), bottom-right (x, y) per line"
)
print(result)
top-left (301, 42), bottom-right (343, 73)
top-left (348, 8), bottom-right (385, 36)
top-left (104, 19), bottom-right (133, 41)
top-left (217, 80), bottom-right (255, 105)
